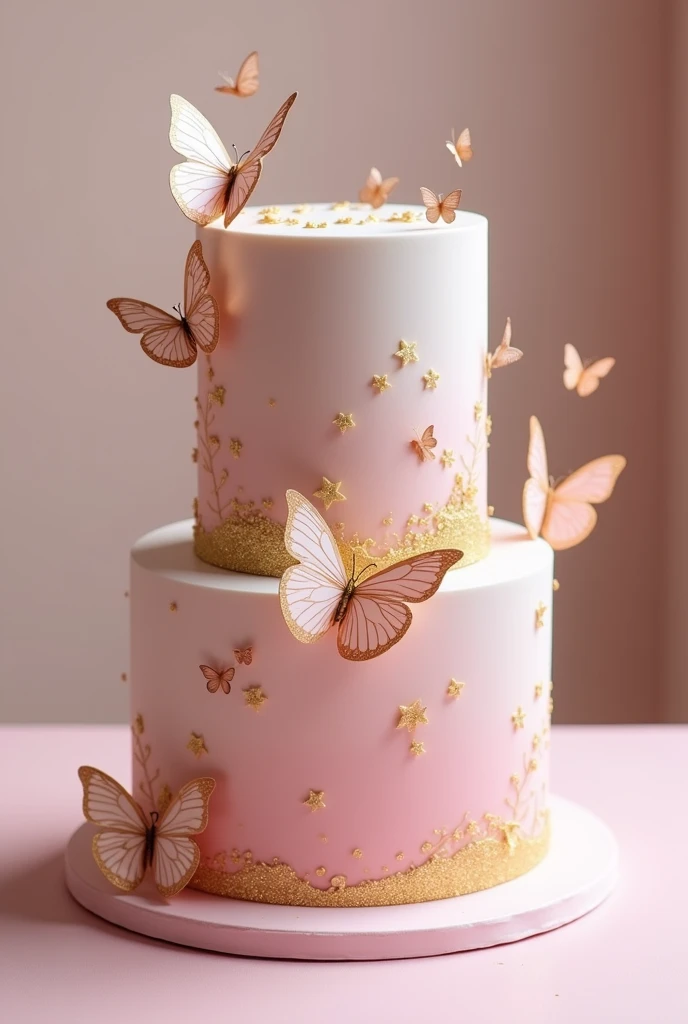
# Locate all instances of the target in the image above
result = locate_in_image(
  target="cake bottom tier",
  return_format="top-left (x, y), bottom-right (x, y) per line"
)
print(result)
top-left (130, 519), bottom-right (554, 907)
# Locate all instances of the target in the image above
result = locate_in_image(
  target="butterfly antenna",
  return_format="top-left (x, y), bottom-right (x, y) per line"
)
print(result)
top-left (238, 149), bottom-right (250, 163)
top-left (354, 562), bottom-right (377, 583)
top-left (232, 144), bottom-right (240, 163)
top-left (150, 810), bottom-right (159, 826)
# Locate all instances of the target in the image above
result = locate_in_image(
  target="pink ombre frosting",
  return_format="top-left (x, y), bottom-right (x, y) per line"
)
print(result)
top-left (195, 204), bottom-right (488, 574)
top-left (130, 519), bottom-right (553, 902)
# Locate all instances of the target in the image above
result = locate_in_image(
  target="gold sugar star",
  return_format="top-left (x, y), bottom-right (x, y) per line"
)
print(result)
top-left (397, 699), bottom-right (429, 733)
top-left (395, 339), bottom-right (419, 367)
top-left (422, 368), bottom-right (440, 390)
top-left (440, 449), bottom-right (456, 468)
top-left (410, 740), bottom-right (426, 757)
top-left (534, 682), bottom-right (544, 700)
top-left (303, 789), bottom-right (326, 812)
top-left (333, 412), bottom-right (356, 433)
top-left (371, 374), bottom-right (392, 393)
top-left (535, 602), bottom-right (547, 629)
top-left (187, 732), bottom-right (208, 758)
top-left (313, 476), bottom-right (347, 510)
top-left (511, 706), bottom-right (526, 730)
top-left (243, 686), bottom-right (268, 711)
top-left (447, 678), bottom-right (465, 698)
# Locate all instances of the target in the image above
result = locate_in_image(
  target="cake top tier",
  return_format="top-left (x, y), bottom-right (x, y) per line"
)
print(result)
top-left (206, 203), bottom-right (485, 238)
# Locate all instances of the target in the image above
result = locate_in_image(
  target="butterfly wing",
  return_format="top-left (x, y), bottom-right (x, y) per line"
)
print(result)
top-left (543, 455), bottom-right (626, 550)
top-left (169, 95), bottom-right (232, 225)
top-left (376, 176), bottom-right (399, 206)
top-left (440, 189), bottom-right (462, 223)
top-left (563, 343), bottom-right (583, 391)
top-left (337, 550), bottom-right (462, 661)
top-left (420, 187), bottom-right (441, 223)
top-left (107, 297), bottom-right (195, 369)
top-left (491, 317), bottom-right (524, 369)
top-left (246, 92), bottom-right (298, 164)
top-left (154, 778), bottom-right (215, 897)
top-left (359, 167), bottom-right (382, 204)
top-left (216, 51), bottom-right (259, 96)
top-left (279, 490), bottom-right (349, 644)
top-left (456, 127), bottom-right (473, 162)
top-left (200, 664), bottom-right (234, 693)
top-left (523, 415), bottom-right (550, 540)
top-left (234, 647), bottom-right (253, 665)
top-left (78, 766), bottom-right (148, 892)
top-left (183, 241), bottom-right (219, 355)
top-left (577, 357), bottom-right (616, 397)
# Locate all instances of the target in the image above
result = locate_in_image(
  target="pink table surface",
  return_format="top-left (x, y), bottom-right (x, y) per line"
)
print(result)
top-left (1, 725), bottom-right (686, 1024)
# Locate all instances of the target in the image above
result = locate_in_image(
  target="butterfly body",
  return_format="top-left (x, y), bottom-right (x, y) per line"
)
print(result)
top-left (143, 811), bottom-right (158, 870)
top-left (279, 490), bottom-right (462, 661)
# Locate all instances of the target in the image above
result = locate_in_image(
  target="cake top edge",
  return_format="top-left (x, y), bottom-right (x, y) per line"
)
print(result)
top-left (202, 203), bottom-right (486, 238)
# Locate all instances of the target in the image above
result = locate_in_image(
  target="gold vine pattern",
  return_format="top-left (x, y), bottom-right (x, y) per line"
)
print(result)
top-left (132, 714), bottom-right (171, 814)
top-left (195, 378), bottom-right (231, 528)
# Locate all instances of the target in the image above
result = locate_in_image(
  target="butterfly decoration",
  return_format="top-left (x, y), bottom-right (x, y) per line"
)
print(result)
top-left (169, 91), bottom-right (297, 227)
top-left (234, 646), bottom-right (253, 666)
top-left (419, 187), bottom-right (462, 224)
top-left (563, 343), bottom-right (616, 397)
top-left (523, 416), bottom-right (626, 551)
top-left (358, 167), bottom-right (399, 209)
top-left (485, 317), bottom-right (523, 377)
top-left (445, 127), bottom-right (473, 167)
top-left (279, 490), bottom-right (462, 661)
top-left (200, 664), bottom-right (235, 694)
top-left (106, 241), bottom-right (219, 368)
top-left (215, 51), bottom-right (260, 97)
top-left (77, 766), bottom-right (215, 897)
top-left (411, 425), bottom-right (437, 462)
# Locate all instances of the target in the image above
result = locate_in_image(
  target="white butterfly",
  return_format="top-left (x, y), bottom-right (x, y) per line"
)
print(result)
top-left (279, 490), bottom-right (462, 661)
top-left (169, 92), bottom-right (297, 228)
top-left (78, 766), bottom-right (214, 897)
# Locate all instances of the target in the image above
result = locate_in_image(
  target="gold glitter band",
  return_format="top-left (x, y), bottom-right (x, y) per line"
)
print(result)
top-left (194, 485), bottom-right (490, 578)
top-left (191, 819), bottom-right (550, 907)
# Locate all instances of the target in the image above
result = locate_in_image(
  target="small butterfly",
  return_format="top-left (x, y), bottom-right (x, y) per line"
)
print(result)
top-left (215, 51), bottom-right (259, 97)
top-left (485, 317), bottom-right (523, 377)
top-left (279, 491), bottom-right (462, 661)
top-left (420, 187), bottom-right (462, 224)
top-left (358, 167), bottom-right (399, 209)
top-left (200, 664), bottom-right (235, 694)
top-left (411, 425), bottom-right (437, 462)
top-left (445, 127), bottom-right (473, 167)
top-left (78, 766), bottom-right (215, 897)
top-left (523, 415), bottom-right (626, 551)
top-left (107, 241), bottom-right (219, 368)
top-left (169, 91), bottom-right (297, 228)
top-left (233, 647), bottom-right (253, 666)
top-left (563, 343), bottom-right (616, 397)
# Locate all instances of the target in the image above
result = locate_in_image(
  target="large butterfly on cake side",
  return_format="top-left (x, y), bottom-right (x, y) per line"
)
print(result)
top-left (169, 91), bottom-right (297, 227)
top-left (78, 766), bottom-right (215, 897)
top-left (106, 241), bottom-right (219, 368)
top-left (279, 490), bottom-right (463, 661)
top-left (523, 416), bottom-right (626, 550)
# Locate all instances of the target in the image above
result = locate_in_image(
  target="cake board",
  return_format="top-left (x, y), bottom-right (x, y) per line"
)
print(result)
top-left (64, 795), bottom-right (617, 960)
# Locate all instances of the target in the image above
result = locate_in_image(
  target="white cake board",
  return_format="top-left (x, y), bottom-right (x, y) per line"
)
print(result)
top-left (64, 795), bottom-right (617, 961)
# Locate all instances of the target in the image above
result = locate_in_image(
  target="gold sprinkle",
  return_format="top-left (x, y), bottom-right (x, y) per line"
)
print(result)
top-left (259, 206), bottom-right (281, 216)
top-left (191, 448), bottom-right (198, 463)
top-left (421, 841), bottom-right (433, 854)
top-left (283, 218), bottom-right (299, 226)
top-left (474, 401), bottom-right (484, 422)
top-left (529, 758), bottom-right (539, 772)
top-left (396, 852), bottom-right (405, 861)
top-left (268, 398), bottom-right (277, 407)
top-left (258, 213), bottom-right (282, 225)
top-left (488, 505), bottom-right (495, 516)
top-left (485, 414), bottom-right (493, 436)
top-left (440, 449), bottom-right (456, 469)
top-left (187, 732), bottom-right (208, 758)
top-left (511, 706), bottom-right (526, 730)
top-left (319, 835), bottom-right (328, 844)
top-left (335, 216), bottom-right (353, 224)
top-left (423, 503), bottom-right (434, 514)
top-left (313, 476), bottom-right (346, 510)
top-left (467, 821), bottom-right (481, 835)
top-left (382, 514), bottom-right (393, 526)
top-left (317, 221), bottom-right (328, 228)
top-left (382, 866), bottom-right (389, 873)
top-left (333, 412), bottom-right (356, 433)
top-left (244, 686), bottom-right (268, 711)
top-left (331, 201), bottom-right (350, 211)
top-left (423, 368), bottom-right (440, 390)
top-left (532, 734), bottom-right (541, 750)
top-left (535, 602), bottom-right (547, 629)
top-left (315, 866), bottom-right (326, 877)
top-left (210, 386), bottom-right (226, 406)
top-left (447, 678), bottom-right (464, 698)
top-left (371, 373), bottom-right (392, 393)
top-left (262, 498), bottom-right (274, 509)
top-left (534, 682), bottom-right (544, 700)
top-left (169, 602), bottom-right (177, 613)
top-left (410, 740), bottom-right (426, 756)
top-left (303, 790), bottom-right (326, 812)
top-left (553, 578), bottom-right (560, 592)
top-left (331, 875), bottom-right (346, 891)
top-left (209, 435), bottom-right (220, 451)
top-left (134, 713), bottom-right (144, 734)
top-left (230, 438), bottom-right (243, 459)
top-left (120, 672), bottom-right (127, 682)
top-left (397, 700), bottom-right (429, 732)
top-left (293, 204), bottom-right (311, 214)
top-left (352, 848), bottom-right (363, 859)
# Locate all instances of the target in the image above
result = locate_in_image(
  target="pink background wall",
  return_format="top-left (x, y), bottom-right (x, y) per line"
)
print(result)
top-left (0, 0), bottom-right (678, 723)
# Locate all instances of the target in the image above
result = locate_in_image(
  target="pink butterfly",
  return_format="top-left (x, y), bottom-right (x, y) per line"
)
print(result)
top-left (563, 343), bottom-right (615, 397)
top-left (169, 91), bottom-right (297, 228)
top-left (485, 317), bottom-right (523, 377)
top-left (279, 490), bottom-right (462, 661)
top-left (215, 51), bottom-right (260, 97)
top-left (78, 766), bottom-right (214, 897)
top-left (199, 664), bottom-right (235, 694)
top-left (106, 241), bottom-right (219, 368)
top-left (523, 415), bottom-right (626, 550)
top-left (419, 186), bottom-right (462, 223)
